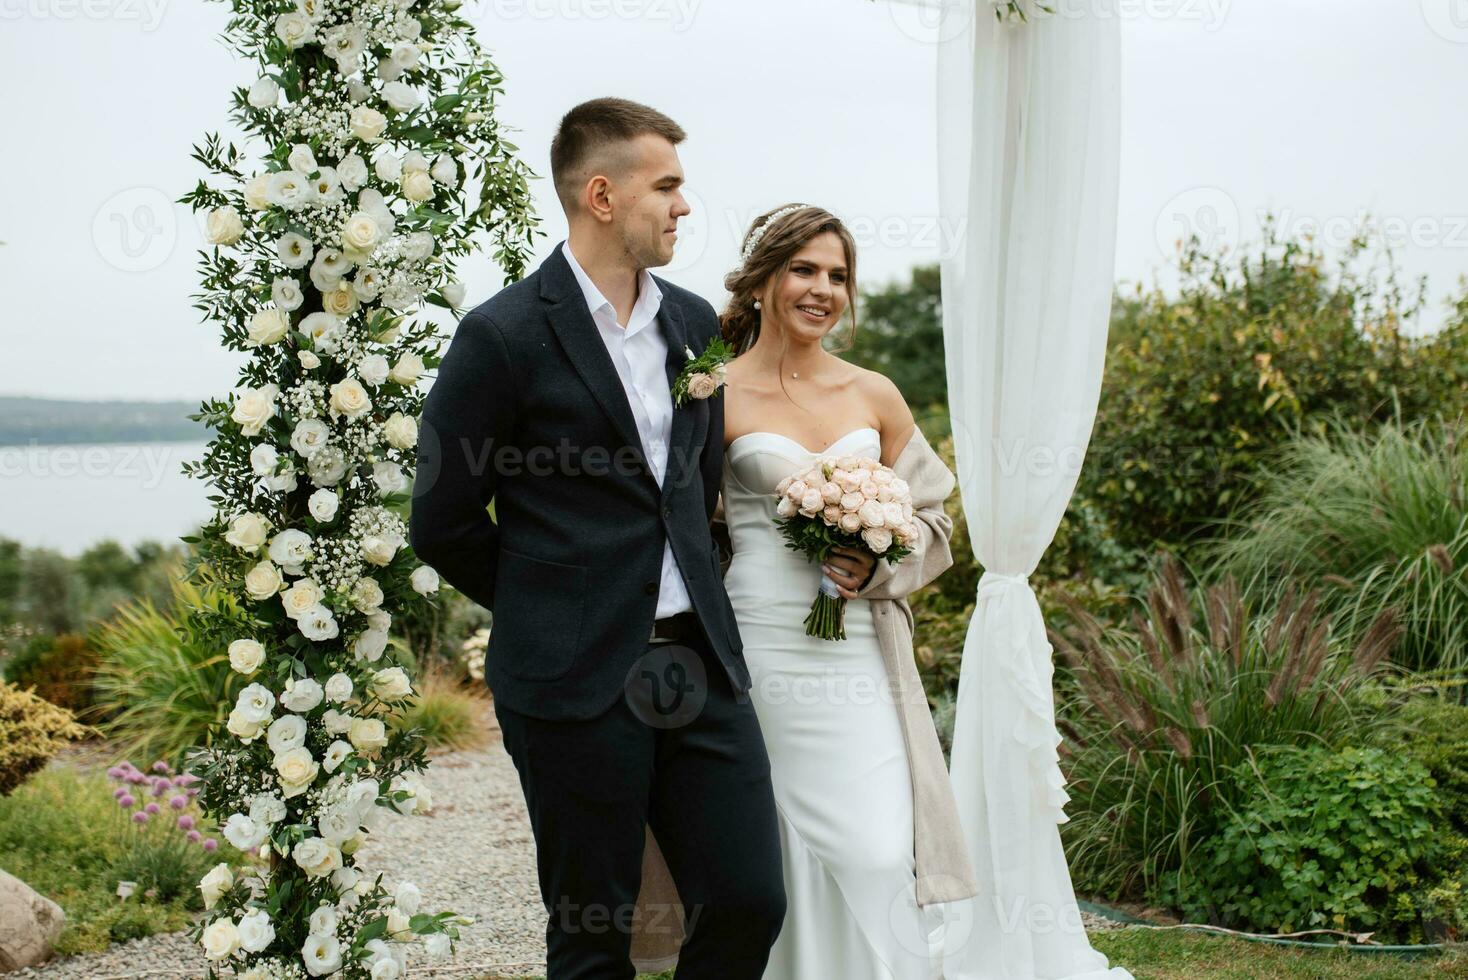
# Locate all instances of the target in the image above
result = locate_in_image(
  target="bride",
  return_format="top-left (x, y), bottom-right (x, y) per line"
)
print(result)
top-left (716, 204), bottom-right (978, 978)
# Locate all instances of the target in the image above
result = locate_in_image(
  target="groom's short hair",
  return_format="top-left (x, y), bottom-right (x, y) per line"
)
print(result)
top-left (551, 98), bottom-right (687, 213)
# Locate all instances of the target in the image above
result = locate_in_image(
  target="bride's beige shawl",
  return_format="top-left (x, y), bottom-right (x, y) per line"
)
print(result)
top-left (627, 425), bottom-right (979, 972)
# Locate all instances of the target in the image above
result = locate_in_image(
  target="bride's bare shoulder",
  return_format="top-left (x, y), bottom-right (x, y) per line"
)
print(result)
top-left (851, 366), bottom-right (916, 461)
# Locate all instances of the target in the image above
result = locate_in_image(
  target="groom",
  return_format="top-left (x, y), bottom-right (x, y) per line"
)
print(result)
top-left (409, 98), bottom-right (786, 978)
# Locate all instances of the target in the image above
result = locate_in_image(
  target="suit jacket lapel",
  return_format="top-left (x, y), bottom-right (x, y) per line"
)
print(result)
top-left (659, 299), bottom-right (696, 497)
top-left (540, 248), bottom-right (654, 484)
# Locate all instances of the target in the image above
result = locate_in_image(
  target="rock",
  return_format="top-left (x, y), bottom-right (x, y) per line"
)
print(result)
top-left (0, 870), bottom-right (65, 972)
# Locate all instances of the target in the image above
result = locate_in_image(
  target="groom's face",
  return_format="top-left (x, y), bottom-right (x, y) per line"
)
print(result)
top-left (611, 134), bottom-right (690, 269)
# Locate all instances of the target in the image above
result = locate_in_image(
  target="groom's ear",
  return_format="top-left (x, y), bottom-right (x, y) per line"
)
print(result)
top-left (582, 174), bottom-right (617, 225)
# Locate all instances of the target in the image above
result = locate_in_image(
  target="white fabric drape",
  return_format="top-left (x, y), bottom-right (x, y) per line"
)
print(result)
top-left (933, 3), bottom-right (1131, 978)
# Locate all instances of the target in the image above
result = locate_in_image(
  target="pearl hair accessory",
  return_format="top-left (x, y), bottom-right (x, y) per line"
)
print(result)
top-left (739, 204), bottom-right (811, 269)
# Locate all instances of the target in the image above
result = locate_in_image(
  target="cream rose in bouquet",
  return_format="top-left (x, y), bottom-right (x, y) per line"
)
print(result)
top-left (773, 454), bottom-right (918, 640)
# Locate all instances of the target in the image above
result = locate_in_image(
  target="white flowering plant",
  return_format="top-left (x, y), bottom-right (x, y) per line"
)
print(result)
top-left (177, 0), bottom-right (535, 976)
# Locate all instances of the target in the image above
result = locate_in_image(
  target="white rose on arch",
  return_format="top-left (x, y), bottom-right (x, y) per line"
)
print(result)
top-left (224, 812), bottom-right (269, 851)
top-left (411, 565), bottom-right (439, 595)
top-left (308, 488), bottom-right (340, 522)
top-left (280, 676), bottom-right (325, 713)
top-left (225, 512), bottom-right (270, 553)
top-left (243, 560), bottom-right (285, 601)
top-left (231, 384), bottom-right (278, 437)
top-left (298, 603), bottom-right (340, 642)
top-left (247, 76), bottom-right (279, 108)
top-left (228, 638), bottom-right (266, 674)
top-left (371, 666), bottom-right (412, 700)
top-left (381, 81), bottom-right (420, 112)
top-left (388, 353), bottom-right (425, 386)
top-left (384, 412), bottom-right (418, 449)
top-left (237, 909), bottom-right (275, 954)
top-left (199, 862), bottom-right (234, 909)
top-left (268, 529), bottom-right (314, 576)
top-left (358, 354), bottom-right (390, 387)
top-left (361, 533), bottom-right (404, 567)
top-left (205, 206), bottom-right (244, 246)
top-left (373, 461), bottom-right (408, 497)
top-left (354, 627), bottom-right (389, 663)
top-left (349, 105), bottom-right (387, 143)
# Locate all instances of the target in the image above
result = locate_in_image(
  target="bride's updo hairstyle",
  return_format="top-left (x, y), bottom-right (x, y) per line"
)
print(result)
top-left (720, 204), bottom-right (860, 358)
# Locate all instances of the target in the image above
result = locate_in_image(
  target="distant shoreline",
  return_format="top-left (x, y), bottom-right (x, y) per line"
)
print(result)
top-left (0, 395), bottom-right (209, 448)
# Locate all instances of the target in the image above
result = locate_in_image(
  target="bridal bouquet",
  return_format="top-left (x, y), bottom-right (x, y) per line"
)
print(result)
top-left (774, 456), bottom-right (918, 640)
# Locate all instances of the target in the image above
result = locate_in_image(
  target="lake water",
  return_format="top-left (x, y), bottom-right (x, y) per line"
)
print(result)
top-left (0, 441), bottom-right (214, 556)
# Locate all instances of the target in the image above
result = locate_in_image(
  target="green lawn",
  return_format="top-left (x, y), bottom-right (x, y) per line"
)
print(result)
top-left (484, 929), bottom-right (1468, 979)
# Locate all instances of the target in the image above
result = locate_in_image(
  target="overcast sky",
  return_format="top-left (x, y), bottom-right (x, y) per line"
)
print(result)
top-left (1, 0), bottom-right (1464, 403)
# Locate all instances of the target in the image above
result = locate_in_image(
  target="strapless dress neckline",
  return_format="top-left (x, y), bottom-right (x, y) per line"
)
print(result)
top-left (726, 426), bottom-right (879, 458)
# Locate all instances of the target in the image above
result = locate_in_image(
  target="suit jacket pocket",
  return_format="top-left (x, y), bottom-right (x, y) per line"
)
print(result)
top-left (490, 548), bottom-right (587, 681)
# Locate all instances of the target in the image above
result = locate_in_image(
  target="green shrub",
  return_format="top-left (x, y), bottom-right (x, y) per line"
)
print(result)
top-left (1171, 745), bottom-right (1447, 943)
top-left (1052, 558), bottom-right (1402, 900)
top-left (1205, 416), bottom-right (1468, 682)
top-left (1085, 220), bottom-right (1468, 559)
top-left (91, 577), bottom-right (249, 765)
top-left (1370, 695), bottom-right (1468, 836)
top-left (0, 680), bottom-right (90, 795)
top-left (1, 632), bottom-right (103, 718)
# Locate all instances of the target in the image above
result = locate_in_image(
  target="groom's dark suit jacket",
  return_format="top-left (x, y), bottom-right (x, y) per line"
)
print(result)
top-left (408, 245), bottom-right (748, 721)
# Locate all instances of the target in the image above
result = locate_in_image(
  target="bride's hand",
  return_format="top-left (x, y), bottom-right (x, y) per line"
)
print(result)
top-left (822, 546), bottom-right (877, 600)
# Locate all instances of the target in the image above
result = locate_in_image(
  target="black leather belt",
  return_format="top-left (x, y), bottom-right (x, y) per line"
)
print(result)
top-left (649, 610), bottom-right (703, 645)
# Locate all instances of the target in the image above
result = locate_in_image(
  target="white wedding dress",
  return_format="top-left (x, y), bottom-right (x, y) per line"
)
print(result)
top-left (723, 427), bottom-right (948, 980)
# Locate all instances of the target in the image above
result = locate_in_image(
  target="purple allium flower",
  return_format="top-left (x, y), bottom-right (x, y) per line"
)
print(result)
top-left (119, 794), bottom-right (136, 808)
top-left (178, 815), bottom-right (196, 831)
top-left (186, 830), bottom-right (201, 843)
top-left (113, 787), bottom-right (127, 799)
top-left (126, 772), bottom-right (145, 785)
top-left (201, 838), bottom-right (218, 852)
top-left (107, 766), bottom-right (123, 780)
top-left (169, 795), bottom-right (188, 810)
top-left (151, 761), bottom-right (170, 773)
top-left (144, 803), bottom-right (161, 815)
top-left (150, 782), bottom-right (168, 798)
top-left (132, 811), bottom-right (149, 824)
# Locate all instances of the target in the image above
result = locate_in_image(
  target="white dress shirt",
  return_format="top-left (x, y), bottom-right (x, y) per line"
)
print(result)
top-left (561, 242), bottom-right (692, 618)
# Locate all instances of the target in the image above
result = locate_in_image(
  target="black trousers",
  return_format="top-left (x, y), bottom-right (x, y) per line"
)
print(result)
top-left (494, 629), bottom-right (787, 979)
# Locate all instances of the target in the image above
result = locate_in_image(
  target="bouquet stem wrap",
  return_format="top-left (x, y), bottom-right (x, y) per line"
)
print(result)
top-left (805, 571), bottom-right (847, 641)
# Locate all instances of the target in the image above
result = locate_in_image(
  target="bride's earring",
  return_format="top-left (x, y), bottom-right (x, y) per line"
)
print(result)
top-left (753, 300), bottom-right (762, 310)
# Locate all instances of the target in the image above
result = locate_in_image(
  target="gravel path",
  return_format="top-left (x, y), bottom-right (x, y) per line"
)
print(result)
top-left (15, 707), bottom-right (1127, 979)
top-left (16, 711), bottom-right (549, 980)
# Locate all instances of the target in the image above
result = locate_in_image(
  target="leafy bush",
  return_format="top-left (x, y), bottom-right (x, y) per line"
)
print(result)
top-left (1370, 695), bottom-right (1468, 836)
top-left (1086, 221), bottom-right (1468, 559)
top-left (91, 577), bottom-right (249, 765)
top-left (1052, 558), bottom-right (1402, 900)
top-left (2, 632), bottom-right (102, 718)
top-left (1206, 416), bottom-right (1468, 682)
top-left (0, 680), bottom-right (90, 796)
top-left (1171, 745), bottom-right (1449, 943)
